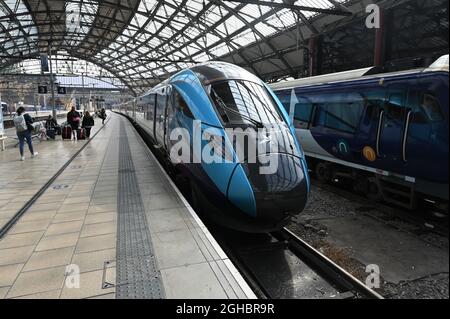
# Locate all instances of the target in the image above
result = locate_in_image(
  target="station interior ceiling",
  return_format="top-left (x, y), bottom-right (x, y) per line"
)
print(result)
top-left (0, 0), bottom-right (448, 97)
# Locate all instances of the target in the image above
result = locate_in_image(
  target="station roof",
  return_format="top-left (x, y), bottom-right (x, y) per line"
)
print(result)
top-left (0, 0), bottom-right (353, 93)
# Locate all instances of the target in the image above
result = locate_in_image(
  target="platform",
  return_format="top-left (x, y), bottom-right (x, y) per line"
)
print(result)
top-left (0, 116), bottom-right (104, 230)
top-left (0, 113), bottom-right (256, 299)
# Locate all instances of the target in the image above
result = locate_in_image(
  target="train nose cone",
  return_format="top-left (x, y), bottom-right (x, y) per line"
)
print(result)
top-left (228, 153), bottom-right (309, 227)
top-left (246, 154), bottom-right (309, 222)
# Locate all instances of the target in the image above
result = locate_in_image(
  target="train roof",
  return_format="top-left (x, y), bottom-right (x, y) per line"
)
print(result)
top-left (270, 54), bottom-right (449, 91)
top-left (190, 61), bottom-right (262, 86)
top-left (151, 61), bottom-right (262, 93)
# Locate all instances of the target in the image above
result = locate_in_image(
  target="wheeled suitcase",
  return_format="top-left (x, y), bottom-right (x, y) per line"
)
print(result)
top-left (47, 128), bottom-right (56, 140)
top-left (62, 126), bottom-right (72, 140)
top-left (77, 128), bottom-right (86, 140)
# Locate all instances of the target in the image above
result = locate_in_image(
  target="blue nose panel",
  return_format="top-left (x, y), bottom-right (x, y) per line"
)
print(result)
top-left (227, 165), bottom-right (257, 217)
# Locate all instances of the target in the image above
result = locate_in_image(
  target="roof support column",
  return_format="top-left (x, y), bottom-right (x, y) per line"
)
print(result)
top-left (308, 34), bottom-right (322, 76)
top-left (48, 43), bottom-right (57, 119)
top-left (374, 7), bottom-right (385, 67)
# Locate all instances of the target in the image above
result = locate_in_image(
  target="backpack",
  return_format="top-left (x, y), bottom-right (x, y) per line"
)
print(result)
top-left (14, 115), bottom-right (28, 132)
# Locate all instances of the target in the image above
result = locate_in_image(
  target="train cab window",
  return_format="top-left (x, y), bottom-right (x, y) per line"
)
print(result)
top-left (420, 93), bottom-right (444, 122)
top-left (209, 80), bottom-right (283, 126)
top-left (293, 97), bottom-right (314, 130)
top-left (174, 89), bottom-right (194, 119)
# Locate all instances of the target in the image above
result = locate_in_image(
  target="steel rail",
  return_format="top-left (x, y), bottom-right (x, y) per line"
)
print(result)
top-left (279, 227), bottom-right (384, 299)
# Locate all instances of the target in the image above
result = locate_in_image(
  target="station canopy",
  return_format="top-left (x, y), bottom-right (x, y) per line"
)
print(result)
top-left (0, 0), bottom-right (351, 93)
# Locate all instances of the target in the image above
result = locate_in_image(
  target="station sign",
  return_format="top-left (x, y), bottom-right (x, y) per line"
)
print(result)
top-left (38, 85), bottom-right (48, 94)
top-left (57, 86), bottom-right (67, 94)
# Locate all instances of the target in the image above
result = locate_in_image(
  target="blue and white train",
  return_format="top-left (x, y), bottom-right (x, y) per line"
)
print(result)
top-left (116, 62), bottom-right (310, 232)
top-left (271, 55), bottom-right (449, 211)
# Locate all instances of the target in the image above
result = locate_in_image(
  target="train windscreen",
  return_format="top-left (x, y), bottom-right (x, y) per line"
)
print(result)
top-left (207, 80), bottom-right (284, 127)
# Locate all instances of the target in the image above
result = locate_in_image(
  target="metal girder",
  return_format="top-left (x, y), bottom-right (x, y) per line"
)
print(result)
top-left (223, 0), bottom-right (353, 16)
top-left (213, 0), bottom-right (294, 75)
top-left (2, 0), bottom-right (411, 94)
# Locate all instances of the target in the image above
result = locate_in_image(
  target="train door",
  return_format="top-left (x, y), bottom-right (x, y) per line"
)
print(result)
top-left (164, 85), bottom-right (173, 151)
top-left (377, 84), bottom-right (406, 163)
top-left (148, 94), bottom-right (156, 139)
top-left (155, 88), bottom-right (167, 147)
top-left (404, 76), bottom-right (448, 199)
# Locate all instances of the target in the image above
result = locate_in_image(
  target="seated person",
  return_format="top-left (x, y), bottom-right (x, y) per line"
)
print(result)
top-left (45, 115), bottom-right (58, 130)
top-left (45, 115), bottom-right (59, 139)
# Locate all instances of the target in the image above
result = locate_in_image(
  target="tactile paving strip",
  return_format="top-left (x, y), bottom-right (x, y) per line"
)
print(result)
top-left (116, 120), bottom-right (165, 299)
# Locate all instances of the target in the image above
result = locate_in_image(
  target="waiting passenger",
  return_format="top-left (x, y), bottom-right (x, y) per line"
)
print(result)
top-left (13, 106), bottom-right (38, 161)
top-left (45, 115), bottom-right (60, 139)
top-left (45, 115), bottom-right (58, 130)
top-left (82, 111), bottom-right (95, 139)
top-left (67, 107), bottom-right (81, 141)
top-left (99, 108), bottom-right (107, 125)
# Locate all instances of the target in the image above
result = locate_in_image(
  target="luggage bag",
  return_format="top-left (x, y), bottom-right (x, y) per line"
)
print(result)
top-left (77, 128), bottom-right (86, 140)
top-left (47, 128), bottom-right (56, 140)
top-left (62, 126), bottom-right (72, 140)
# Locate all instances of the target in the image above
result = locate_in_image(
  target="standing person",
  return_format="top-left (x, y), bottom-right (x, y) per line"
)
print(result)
top-left (100, 108), bottom-right (107, 125)
top-left (82, 111), bottom-right (95, 139)
top-left (14, 106), bottom-right (38, 161)
top-left (67, 107), bottom-right (81, 141)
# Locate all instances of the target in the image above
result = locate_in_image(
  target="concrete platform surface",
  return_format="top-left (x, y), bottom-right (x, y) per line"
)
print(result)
top-left (0, 115), bottom-right (104, 230)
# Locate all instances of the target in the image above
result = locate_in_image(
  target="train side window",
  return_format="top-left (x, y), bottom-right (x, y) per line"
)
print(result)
top-left (147, 94), bottom-right (156, 121)
top-left (363, 100), bottom-right (381, 123)
top-left (276, 92), bottom-right (291, 114)
top-left (420, 93), bottom-right (444, 122)
top-left (320, 94), bottom-right (364, 134)
top-left (174, 89), bottom-right (194, 119)
top-left (384, 92), bottom-right (404, 120)
top-left (362, 89), bottom-right (385, 124)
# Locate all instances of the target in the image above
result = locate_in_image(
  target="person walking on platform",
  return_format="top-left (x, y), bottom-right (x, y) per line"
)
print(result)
top-left (67, 107), bottom-right (81, 141)
top-left (82, 111), bottom-right (95, 139)
top-left (99, 108), bottom-right (107, 125)
top-left (14, 106), bottom-right (38, 161)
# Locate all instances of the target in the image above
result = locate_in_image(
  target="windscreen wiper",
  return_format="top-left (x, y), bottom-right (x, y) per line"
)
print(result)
top-left (240, 81), bottom-right (282, 123)
top-left (211, 88), bottom-right (264, 129)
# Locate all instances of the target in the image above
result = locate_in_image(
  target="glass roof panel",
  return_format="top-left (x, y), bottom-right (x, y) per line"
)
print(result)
top-left (1, 0), bottom-right (350, 92)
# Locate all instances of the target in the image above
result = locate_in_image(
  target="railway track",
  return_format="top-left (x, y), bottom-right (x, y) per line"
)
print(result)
top-left (212, 225), bottom-right (383, 299)
top-left (310, 178), bottom-right (449, 240)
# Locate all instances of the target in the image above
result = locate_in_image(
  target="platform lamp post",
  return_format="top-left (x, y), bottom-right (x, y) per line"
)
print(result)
top-left (0, 80), bottom-right (9, 116)
top-left (48, 42), bottom-right (57, 119)
top-left (90, 83), bottom-right (95, 112)
top-left (81, 72), bottom-right (86, 112)
top-left (0, 83), bottom-right (3, 119)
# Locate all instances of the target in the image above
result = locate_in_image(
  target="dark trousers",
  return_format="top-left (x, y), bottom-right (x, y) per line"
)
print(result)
top-left (85, 127), bottom-right (92, 138)
top-left (17, 130), bottom-right (34, 156)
